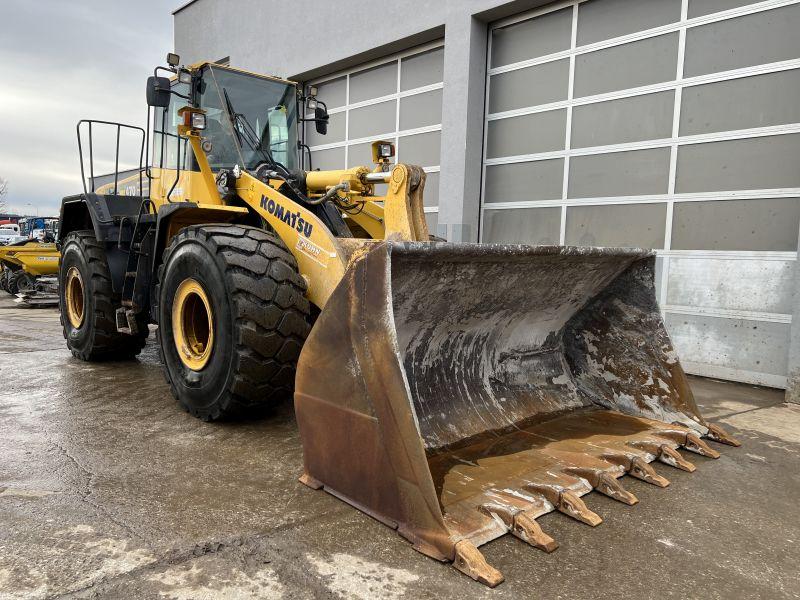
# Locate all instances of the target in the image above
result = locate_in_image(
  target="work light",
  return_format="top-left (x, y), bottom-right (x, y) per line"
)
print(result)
top-left (378, 142), bottom-right (394, 158)
top-left (191, 112), bottom-right (206, 130)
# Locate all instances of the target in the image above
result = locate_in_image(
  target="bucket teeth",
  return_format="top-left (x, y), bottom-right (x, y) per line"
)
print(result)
top-left (513, 511), bottom-right (559, 552)
top-left (479, 501), bottom-right (558, 552)
top-left (559, 491), bottom-right (603, 526)
top-left (627, 441), bottom-right (697, 472)
top-left (453, 540), bottom-right (504, 588)
top-left (705, 422), bottom-right (741, 447)
top-left (564, 467), bottom-right (638, 505)
top-left (684, 433), bottom-right (721, 459)
top-left (601, 452), bottom-right (669, 487)
top-left (657, 445), bottom-right (696, 472)
top-left (655, 428), bottom-right (721, 459)
top-left (595, 472), bottom-right (638, 505)
top-left (629, 456), bottom-right (670, 487)
top-left (525, 484), bottom-right (602, 526)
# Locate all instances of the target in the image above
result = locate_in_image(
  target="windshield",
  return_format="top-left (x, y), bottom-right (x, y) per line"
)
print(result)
top-left (200, 66), bottom-right (298, 171)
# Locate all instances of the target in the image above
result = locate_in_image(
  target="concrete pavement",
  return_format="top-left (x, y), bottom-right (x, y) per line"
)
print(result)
top-left (1, 296), bottom-right (798, 599)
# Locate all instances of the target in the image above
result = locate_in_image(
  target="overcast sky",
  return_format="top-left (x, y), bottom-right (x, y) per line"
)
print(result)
top-left (0, 1), bottom-right (176, 215)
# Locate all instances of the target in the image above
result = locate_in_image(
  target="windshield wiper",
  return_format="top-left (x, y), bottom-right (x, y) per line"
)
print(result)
top-left (222, 88), bottom-right (245, 149)
top-left (219, 87), bottom-right (313, 204)
top-left (221, 87), bottom-right (286, 174)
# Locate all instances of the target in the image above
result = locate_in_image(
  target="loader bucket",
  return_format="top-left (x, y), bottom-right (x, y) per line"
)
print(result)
top-left (294, 242), bottom-right (738, 587)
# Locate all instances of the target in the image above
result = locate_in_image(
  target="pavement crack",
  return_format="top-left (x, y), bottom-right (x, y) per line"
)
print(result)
top-left (52, 533), bottom-right (271, 599)
top-left (49, 439), bottom-right (145, 542)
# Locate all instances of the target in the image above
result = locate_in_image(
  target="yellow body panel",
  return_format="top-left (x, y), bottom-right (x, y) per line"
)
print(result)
top-left (0, 243), bottom-right (60, 276)
top-left (149, 169), bottom-right (222, 206)
top-left (178, 109), bottom-right (223, 206)
top-left (235, 172), bottom-right (347, 307)
top-left (233, 164), bottom-right (428, 307)
top-left (344, 201), bottom-right (385, 239)
top-left (149, 156), bottom-right (428, 308)
top-left (95, 168), bottom-right (228, 208)
top-left (94, 171), bottom-right (146, 196)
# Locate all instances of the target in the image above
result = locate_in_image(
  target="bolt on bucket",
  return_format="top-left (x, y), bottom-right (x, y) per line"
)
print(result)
top-left (294, 241), bottom-right (738, 587)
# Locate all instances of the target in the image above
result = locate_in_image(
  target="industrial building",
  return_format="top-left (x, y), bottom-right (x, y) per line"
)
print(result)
top-left (174, 0), bottom-right (800, 398)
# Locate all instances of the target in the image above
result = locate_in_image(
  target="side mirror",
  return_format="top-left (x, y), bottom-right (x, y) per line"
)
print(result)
top-left (146, 76), bottom-right (172, 108)
top-left (314, 105), bottom-right (329, 135)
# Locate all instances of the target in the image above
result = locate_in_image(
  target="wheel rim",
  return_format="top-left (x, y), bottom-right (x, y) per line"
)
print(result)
top-left (64, 267), bottom-right (85, 328)
top-left (172, 278), bottom-right (214, 371)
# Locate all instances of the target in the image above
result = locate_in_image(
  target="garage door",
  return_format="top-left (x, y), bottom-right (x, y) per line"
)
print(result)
top-left (481, 0), bottom-right (800, 388)
top-left (304, 41), bottom-right (444, 233)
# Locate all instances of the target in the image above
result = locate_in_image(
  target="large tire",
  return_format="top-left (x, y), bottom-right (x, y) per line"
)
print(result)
top-left (0, 268), bottom-right (9, 293)
top-left (156, 224), bottom-right (311, 420)
top-left (7, 269), bottom-right (20, 295)
top-left (59, 230), bottom-right (148, 360)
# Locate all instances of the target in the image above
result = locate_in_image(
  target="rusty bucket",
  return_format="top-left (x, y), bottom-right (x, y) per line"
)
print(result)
top-left (294, 242), bottom-right (738, 587)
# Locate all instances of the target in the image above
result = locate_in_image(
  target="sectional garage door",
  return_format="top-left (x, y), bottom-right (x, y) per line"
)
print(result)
top-left (481, 0), bottom-right (800, 387)
top-left (304, 42), bottom-right (444, 234)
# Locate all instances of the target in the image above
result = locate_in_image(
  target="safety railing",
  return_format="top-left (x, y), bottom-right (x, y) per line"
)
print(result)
top-left (76, 120), bottom-right (145, 197)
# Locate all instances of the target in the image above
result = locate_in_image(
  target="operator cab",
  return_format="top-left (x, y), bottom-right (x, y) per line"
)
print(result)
top-left (146, 57), bottom-right (345, 233)
top-left (150, 63), bottom-right (300, 202)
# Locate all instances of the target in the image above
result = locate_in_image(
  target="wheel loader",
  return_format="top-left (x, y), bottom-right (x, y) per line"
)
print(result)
top-left (57, 55), bottom-right (739, 587)
top-left (0, 240), bottom-right (60, 306)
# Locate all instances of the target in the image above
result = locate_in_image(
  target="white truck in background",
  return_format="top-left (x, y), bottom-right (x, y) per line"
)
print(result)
top-left (0, 225), bottom-right (26, 245)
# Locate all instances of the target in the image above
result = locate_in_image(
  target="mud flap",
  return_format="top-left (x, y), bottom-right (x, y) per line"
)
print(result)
top-left (294, 242), bottom-right (739, 586)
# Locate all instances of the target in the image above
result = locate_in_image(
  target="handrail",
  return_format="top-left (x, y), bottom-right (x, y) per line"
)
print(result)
top-left (76, 120), bottom-right (146, 197)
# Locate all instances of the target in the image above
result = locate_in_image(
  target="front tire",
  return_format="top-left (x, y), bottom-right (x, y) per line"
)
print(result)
top-left (59, 230), bottom-right (148, 360)
top-left (156, 225), bottom-right (311, 420)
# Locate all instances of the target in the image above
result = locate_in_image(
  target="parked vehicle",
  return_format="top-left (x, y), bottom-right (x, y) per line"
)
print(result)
top-left (56, 55), bottom-right (739, 587)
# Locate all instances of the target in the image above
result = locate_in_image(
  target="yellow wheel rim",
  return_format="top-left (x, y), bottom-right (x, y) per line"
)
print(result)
top-left (172, 278), bottom-right (214, 371)
top-left (64, 266), bottom-right (85, 329)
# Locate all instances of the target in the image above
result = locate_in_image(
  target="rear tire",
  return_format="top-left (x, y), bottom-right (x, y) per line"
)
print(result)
top-left (0, 268), bottom-right (10, 293)
top-left (59, 230), bottom-right (148, 360)
top-left (156, 224), bottom-right (311, 421)
top-left (7, 270), bottom-right (20, 295)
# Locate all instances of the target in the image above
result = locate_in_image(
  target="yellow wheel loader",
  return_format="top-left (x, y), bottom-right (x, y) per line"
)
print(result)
top-left (0, 240), bottom-right (60, 306)
top-left (57, 55), bottom-right (739, 587)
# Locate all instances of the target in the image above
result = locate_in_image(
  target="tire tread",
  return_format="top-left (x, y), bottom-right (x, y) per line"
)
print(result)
top-left (157, 224), bottom-right (311, 420)
top-left (60, 230), bottom-right (148, 360)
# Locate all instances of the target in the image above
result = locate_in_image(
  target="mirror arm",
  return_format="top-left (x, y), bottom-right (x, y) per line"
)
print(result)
top-left (152, 65), bottom-right (192, 101)
top-left (154, 66), bottom-right (177, 78)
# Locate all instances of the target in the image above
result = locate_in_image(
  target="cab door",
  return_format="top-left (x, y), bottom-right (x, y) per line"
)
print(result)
top-left (150, 81), bottom-right (195, 206)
